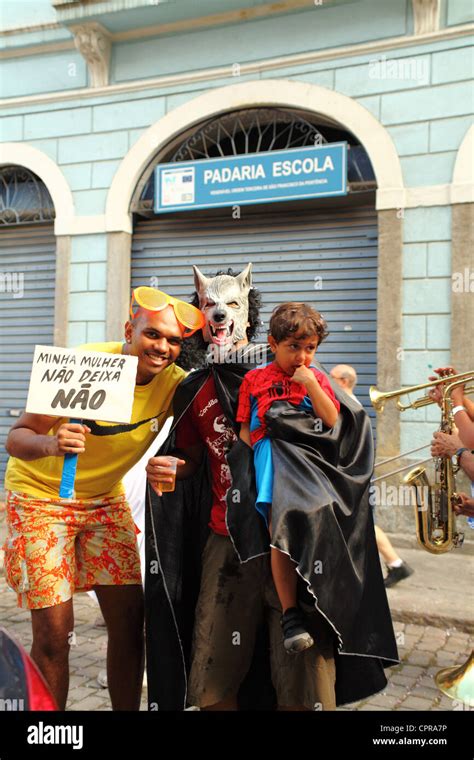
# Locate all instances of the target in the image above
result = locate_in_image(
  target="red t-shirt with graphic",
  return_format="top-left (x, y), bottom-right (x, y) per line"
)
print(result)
top-left (236, 362), bottom-right (340, 445)
top-left (175, 376), bottom-right (237, 536)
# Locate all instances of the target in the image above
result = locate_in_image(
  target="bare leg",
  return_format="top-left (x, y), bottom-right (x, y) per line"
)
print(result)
top-left (202, 694), bottom-right (238, 711)
top-left (94, 585), bottom-right (144, 711)
top-left (375, 525), bottom-right (401, 565)
top-left (30, 599), bottom-right (74, 710)
top-left (271, 547), bottom-right (299, 613)
top-left (269, 510), bottom-right (299, 613)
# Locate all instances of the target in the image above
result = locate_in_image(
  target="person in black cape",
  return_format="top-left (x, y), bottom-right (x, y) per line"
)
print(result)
top-left (144, 265), bottom-right (398, 711)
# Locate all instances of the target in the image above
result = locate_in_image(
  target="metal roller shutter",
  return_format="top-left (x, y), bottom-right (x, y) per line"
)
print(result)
top-left (131, 204), bottom-right (377, 425)
top-left (0, 224), bottom-right (56, 487)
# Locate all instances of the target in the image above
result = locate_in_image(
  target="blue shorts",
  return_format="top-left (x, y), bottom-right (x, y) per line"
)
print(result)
top-left (254, 436), bottom-right (274, 526)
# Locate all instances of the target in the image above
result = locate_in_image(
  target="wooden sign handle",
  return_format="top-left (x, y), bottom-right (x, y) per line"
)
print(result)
top-left (59, 418), bottom-right (83, 499)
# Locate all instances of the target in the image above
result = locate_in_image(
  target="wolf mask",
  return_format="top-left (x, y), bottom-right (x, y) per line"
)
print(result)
top-left (193, 263), bottom-right (253, 347)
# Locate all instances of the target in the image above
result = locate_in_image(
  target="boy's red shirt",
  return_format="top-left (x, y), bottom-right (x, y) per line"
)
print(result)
top-left (236, 362), bottom-right (340, 445)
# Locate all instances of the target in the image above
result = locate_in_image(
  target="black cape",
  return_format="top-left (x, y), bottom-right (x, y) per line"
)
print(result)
top-left (144, 344), bottom-right (398, 710)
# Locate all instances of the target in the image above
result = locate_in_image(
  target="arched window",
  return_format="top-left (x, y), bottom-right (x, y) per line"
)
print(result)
top-left (133, 107), bottom-right (375, 216)
top-left (0, 165), bottom-right (55, 225)
top-left (0, 165), bottom-right (56, 484)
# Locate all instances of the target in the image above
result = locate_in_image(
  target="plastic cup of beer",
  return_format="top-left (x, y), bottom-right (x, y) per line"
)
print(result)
top-left (157, 456), bottom-right (178, 493)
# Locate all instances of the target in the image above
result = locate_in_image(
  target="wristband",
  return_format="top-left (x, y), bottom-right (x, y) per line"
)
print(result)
top-left (452, 405), bottom-right (467, 416)
top-left (455, 447), bottom-right (469, 470)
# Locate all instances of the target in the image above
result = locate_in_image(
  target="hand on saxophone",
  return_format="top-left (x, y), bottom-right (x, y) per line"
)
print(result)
top-left (430, 430), bottom-right (463, 458)
top-left (427, 366), bottom-right (458, 407)
top-left (453, 492), bottom-right (474, 519)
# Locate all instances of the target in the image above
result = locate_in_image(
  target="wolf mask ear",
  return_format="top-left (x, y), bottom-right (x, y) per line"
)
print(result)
top-left (193, 265), bottom-right (211, 297)
top-left (235, 263), bottom-right (252, 292)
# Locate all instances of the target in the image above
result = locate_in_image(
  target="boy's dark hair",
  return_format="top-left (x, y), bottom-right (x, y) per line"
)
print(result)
top-left (269, 302), bottom-right (329, 344)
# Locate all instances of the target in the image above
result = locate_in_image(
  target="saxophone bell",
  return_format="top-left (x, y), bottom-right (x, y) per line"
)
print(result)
top-left (435, 651), bottom-right (474, 706)
top-left (376, 372), bottom-right (474, 554)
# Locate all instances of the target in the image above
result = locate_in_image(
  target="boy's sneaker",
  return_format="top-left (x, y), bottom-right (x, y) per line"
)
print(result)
top-left (280, 607), bottom-right (314, 654)
top-left (384, 562), bottom-right (414, 588)
top-left (97, 670), bottom-right (108, 689)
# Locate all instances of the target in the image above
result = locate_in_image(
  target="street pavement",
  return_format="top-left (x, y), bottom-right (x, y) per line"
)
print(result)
top-left (0, 506), bottom-right (472, 712)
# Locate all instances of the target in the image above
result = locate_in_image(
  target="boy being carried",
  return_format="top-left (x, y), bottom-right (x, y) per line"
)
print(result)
top-left (237, 302), bottom-right (339, 654)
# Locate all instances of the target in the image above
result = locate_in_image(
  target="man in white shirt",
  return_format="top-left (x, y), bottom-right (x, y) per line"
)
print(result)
top-left (330, 364), bottom-right (414, 588)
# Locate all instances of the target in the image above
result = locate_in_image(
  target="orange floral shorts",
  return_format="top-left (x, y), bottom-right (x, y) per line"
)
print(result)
top-left (2, 490), bottom-right (142, 610)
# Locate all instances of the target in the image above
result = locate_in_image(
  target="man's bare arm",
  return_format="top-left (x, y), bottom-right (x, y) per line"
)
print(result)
top-left (146, 442), bottom-right (204, 495)
top-left (463, 396), bottom-right (474, 421)
top-left (459, 450), bottom-right (474, 481)
top-left (5, 413), bottom-right (90, 461)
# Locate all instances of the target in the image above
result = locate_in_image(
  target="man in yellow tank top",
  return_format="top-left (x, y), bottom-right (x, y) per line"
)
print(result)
top-left (3, 288), bottom-right (203, 710)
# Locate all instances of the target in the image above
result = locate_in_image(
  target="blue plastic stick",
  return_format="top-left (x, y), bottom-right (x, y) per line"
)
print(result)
top-left (59, 418), bottom-right (82, 499)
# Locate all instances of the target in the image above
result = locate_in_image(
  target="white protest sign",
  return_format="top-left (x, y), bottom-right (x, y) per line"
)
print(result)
top-left (26, 345), bottom-right (138, 423)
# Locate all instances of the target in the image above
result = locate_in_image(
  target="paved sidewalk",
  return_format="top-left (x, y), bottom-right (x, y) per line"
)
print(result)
top-left (383, 545), bottom-right (474, 633)
top-left (1, 571), bottom-right (471, 712)
top-left (346, 620), bottom-right (472, 711)
top-left (1, 504), bottom-right (473, 711)
top-left (0, 576), bottom-right (148, 711)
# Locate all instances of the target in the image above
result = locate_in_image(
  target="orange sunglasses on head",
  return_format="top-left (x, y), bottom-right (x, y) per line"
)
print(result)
top-left (130, 286), bottom-right (205, 338)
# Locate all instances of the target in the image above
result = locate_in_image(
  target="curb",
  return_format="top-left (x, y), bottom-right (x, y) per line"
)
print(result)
top-left (382, 531), bottom-right (474, 556)
top-left (390, 609), bottom-right (474, 635)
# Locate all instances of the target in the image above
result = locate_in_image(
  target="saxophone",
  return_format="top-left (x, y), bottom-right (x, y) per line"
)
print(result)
top-left (403, 377), bottom-right (468, 554)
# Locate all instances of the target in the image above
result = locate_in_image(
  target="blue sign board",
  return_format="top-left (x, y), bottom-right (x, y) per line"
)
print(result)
top-left (154, 142), bottom-right (347, 213)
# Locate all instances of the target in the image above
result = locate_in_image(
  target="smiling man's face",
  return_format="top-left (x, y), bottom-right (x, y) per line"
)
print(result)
top-left (124, 306), bottom-right (183, 385)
